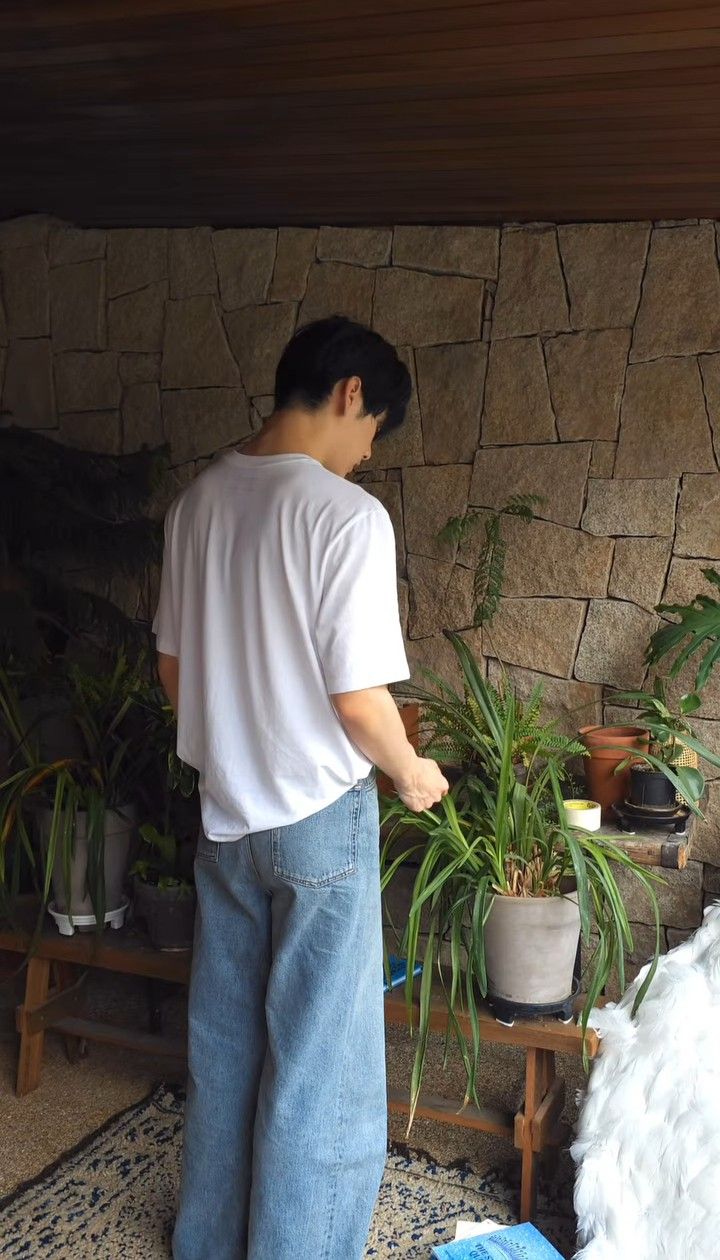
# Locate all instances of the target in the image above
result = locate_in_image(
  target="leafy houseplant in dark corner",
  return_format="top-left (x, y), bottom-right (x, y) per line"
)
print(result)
top-left (131, 690), bottom-right (199, 950)
top-left (0, 428), bottom-right (172, 937)
top-left (0, 655), bottom-right (156, 934)
top-left (131, 824), bottom-right (196, 951)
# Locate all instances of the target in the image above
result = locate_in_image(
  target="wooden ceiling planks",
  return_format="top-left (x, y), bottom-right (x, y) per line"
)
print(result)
top-left (1, 2), bottom-right (720, 225)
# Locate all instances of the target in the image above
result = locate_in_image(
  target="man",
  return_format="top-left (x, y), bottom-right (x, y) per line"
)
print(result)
top-left (154, 315), bottom-right (448, 1260)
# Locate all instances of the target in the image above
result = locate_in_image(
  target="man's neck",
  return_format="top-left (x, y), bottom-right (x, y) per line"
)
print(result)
top-left (241, 408), bottom-right (331, 466)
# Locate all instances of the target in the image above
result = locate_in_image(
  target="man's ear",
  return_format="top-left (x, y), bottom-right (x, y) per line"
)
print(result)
top-left (340, 375), bottom-right (363, 417)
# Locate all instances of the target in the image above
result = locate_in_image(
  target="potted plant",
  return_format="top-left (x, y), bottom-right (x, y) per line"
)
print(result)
top-left (578, 722), bottom-right (649, 820)
top-left (0, 655), bottom-right (156, 933)
top-left (131, 690), bottom-right (199, 950)
top-left (610, 678), bottom-right (720, 813)
top-left (131, 825), bottom-right (196, 951)
top-left (381, 633), bottom-right (661, 1127)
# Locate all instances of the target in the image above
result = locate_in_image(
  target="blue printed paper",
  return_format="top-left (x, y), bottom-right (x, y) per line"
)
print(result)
top-left (432, 1222), bottom-right (563, 1259)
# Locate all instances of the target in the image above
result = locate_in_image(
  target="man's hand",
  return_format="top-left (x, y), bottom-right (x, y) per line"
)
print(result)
top-left (393, 756), bottom-right (449, 813)
top-left (331, 685), bottom-right (449, 812)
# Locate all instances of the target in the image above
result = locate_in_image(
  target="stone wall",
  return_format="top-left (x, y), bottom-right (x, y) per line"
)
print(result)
top-left (3, 212), bottom-right (720, 948)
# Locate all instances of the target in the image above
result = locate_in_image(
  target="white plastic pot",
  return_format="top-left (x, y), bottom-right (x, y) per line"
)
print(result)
top-left (37, 804), bottom-right (135, 926)
top-left (47, 898), bottom-right (129, 937)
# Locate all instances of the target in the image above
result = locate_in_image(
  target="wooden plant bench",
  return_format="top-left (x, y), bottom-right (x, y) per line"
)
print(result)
top-left (0, 904), bottom-right (192, 1096)
top-left (3, 903), bottom-right (600, 1225)
top-left (384, 985), bottom-right (600, 1223)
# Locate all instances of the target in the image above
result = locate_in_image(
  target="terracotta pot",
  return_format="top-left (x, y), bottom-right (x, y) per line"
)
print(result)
top-left (579, 725), bottom-right (648, 820)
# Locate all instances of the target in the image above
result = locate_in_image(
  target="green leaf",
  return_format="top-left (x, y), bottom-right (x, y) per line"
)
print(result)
top-left (679, 692), bottom-right (702, 715)
top-left (139, 823), bottom-right (177, 868)
top-left (648, 571), bottom-right (720, 693)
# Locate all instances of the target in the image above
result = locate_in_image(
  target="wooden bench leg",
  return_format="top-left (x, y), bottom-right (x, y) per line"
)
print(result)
top-left (519, 1047), bottom-right (546, 1222)
top-left (517, 1049), bottom-right (564, 1220)
top-left (53, 962), bottom-right (85, 1064)
top-left (540, 1048), bottom-right (555, 1096)
top-left (16, 956), bottom-right (50, 1096)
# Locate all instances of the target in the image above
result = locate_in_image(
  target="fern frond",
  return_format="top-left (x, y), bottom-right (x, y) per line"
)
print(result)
top-left (441, 495), bottom-right (544, 631)
top-left (529, 729), bottom-right (588, 757)
top-left (437, 511), bottom-right (483, 548)
top-left (422, 738), bottom-right (473, 763)
top-left (523, 683), bottom-right (544, 728)
top-left (473, 524), bottom-right (505, 626)
top-left (504, 493), bottom-right (543, 522)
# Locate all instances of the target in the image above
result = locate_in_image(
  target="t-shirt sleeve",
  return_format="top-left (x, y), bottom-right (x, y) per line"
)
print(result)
top-left (316, 505), bottom-right (410, 694)
top-left (152, 512), bottom-right (180, 657)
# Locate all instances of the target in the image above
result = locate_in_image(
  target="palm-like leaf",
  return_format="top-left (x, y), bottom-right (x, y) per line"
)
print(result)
top-left (647, 568), bottom-right (720, 692)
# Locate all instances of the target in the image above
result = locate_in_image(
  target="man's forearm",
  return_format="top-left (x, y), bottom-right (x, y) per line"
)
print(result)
top-left (331, 686), bottom-right (417, 784)
top-left (332, 685), bottom-right (448, 813)
top-left (157, 652), bottom-right (180, 714)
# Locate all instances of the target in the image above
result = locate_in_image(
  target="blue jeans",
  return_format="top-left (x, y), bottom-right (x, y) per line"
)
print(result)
top-left (173, 773), bottom-right (387, 1260)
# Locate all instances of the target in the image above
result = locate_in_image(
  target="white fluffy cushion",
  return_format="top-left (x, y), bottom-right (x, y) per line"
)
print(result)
top-left (573, 902), bottom-right (720, 1260)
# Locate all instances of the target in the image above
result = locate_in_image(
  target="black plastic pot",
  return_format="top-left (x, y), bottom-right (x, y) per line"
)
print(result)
top-left (132, 877), bottom-right (196, 950)
top-left (628, 766), bottom-right (676, 810)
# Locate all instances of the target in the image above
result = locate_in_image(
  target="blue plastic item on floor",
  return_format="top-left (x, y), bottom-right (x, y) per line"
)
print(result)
top-left (383, 954), bottom-right (423, 993)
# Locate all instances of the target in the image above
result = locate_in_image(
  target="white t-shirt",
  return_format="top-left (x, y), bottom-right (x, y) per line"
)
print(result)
top-left (153, 450), bottom-right (410, 840)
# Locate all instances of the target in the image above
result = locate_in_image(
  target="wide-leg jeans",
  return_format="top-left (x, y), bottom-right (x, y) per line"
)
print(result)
top-left (172, 773), bottom-right (387, 1260)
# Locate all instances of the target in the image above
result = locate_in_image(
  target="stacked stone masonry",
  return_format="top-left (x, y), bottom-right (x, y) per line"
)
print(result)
top-left (3, 213), bottom-right (720, 950)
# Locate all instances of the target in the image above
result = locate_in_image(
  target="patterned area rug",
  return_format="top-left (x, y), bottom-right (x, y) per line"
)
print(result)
top-left (0, 1086), bottom-right (575, 1258)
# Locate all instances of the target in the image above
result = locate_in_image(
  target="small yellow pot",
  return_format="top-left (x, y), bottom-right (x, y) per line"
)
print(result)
top-left (562, 799), bottom-right (602, 832)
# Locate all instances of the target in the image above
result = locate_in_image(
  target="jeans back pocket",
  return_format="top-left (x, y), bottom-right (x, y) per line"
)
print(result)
top-left (271, 787), bottom-right (362, 888)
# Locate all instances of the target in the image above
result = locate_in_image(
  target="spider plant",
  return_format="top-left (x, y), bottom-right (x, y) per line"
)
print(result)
top-left (381, 633), bottom-right (662, 1129)
top-left (0, 655), bottom-right (156, 928)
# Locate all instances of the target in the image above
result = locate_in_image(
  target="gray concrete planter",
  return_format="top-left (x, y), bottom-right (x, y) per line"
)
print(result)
top-left (484, 890), bottom-right (581, 1007)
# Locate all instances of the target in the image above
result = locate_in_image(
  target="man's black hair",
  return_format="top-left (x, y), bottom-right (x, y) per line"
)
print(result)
top-left (274, 315), bottom-right (411, 436)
